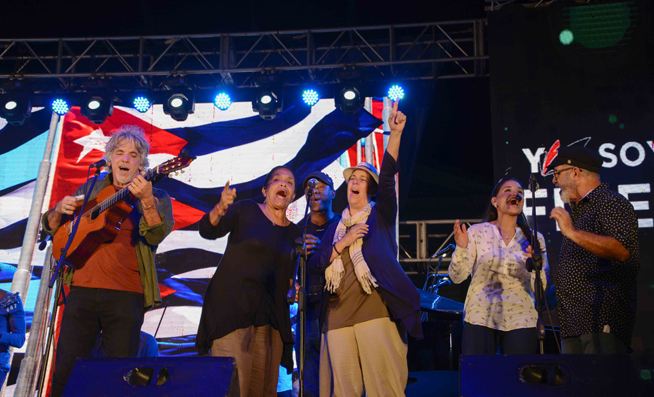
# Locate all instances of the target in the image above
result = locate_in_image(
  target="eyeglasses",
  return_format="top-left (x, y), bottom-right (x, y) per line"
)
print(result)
top-left (552, 167), bottom-right (575, 179)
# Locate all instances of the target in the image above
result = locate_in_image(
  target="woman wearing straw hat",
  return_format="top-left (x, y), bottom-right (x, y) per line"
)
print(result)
top-left (309, 102), bottom-right (422, 397)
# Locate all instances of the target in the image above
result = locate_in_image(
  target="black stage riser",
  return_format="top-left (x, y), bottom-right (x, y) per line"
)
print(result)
top-left (63, 357), bottom-right (239, 397)
top-left (460, 354), bottom-right (639, 397)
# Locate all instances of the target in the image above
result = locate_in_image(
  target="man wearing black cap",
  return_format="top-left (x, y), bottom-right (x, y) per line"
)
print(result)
top-left (549, 146), bottom-right (639, 354)
top-left (296, 171), bottom-right (341, 396)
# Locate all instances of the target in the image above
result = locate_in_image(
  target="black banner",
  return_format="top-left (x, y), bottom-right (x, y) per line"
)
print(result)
top-left (489, 0), bottom-right (653, 359)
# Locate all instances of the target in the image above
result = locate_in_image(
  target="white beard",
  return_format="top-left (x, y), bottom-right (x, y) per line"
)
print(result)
top-left (559, 188), bottom-right (571, 203)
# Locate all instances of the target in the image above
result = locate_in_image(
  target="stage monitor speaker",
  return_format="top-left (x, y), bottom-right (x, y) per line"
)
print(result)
top-left (62, 357), bottom-right (239, 397)
top-left (460, 354), bottom-right (639, 397)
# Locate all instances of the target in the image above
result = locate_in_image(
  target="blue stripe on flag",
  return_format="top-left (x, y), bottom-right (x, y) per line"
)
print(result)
top-left (166, 105), bottom-right (312, 157)
top-left (156, 108), bottom-right (381, 212)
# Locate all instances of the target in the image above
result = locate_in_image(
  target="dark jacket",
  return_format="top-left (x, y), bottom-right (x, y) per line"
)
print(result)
top-left (308, 151), bottom-right (423, 339)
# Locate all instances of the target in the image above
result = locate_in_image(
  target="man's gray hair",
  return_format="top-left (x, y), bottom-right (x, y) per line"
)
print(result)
top-left (103, 125), bottom-right (150, 169)
top-left (580, 168), bottom-right (601, 183)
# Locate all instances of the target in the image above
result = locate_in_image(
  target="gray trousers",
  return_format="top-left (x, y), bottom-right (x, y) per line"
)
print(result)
top-left (211, 324), bottom-right (283, 397)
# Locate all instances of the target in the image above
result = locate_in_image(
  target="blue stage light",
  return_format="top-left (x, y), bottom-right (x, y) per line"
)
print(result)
top-left (302, 89), bottom-right (319, 106)
top-left (52, 99), bottom-right (70, 115)
top-left (388, 85), bottom-right (405, 101)
top-left (214, 93), bottom-right (232, 110)
top-left (133, 96), bottom-right (151, 113)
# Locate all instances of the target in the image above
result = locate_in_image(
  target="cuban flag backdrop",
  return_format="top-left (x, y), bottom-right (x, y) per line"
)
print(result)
top-left (0, 98), bottom-right (387, 374)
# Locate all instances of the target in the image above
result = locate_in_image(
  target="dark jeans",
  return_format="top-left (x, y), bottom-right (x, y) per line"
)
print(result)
top-left (561, 332), bottom-right (629, 354)
top-left (294, 318), bottom-right (321, 397)
top-left (462, 323), bottom-right (537, 355)
top-left (51, 287), bottom-right (144, 397)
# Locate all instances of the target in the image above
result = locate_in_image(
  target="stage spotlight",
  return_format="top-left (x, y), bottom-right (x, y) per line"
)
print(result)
top-left (133, 95), bottom-right (152, 113)
top-left (252, 90), bottom-right (281, 120)
top-left (302, 89), bottom-right (319, 106)
top-left (335, 86), bottom-right (362, 115)
top-left (164, 90), bottom-right (195, 122)
top-left (81, 92), bottom-right (114, 125)
top-left (214, 92), bottom-right (231, 110)
top-left (0, 92), bottom-right (32, 126)
top-left (388, 85), bottom-right (405, 101)
top-left (52, 98), bottom-right (70, 115)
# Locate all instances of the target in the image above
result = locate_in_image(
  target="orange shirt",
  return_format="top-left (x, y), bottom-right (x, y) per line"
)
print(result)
top-left (72, 191), bottom-right (143, 294)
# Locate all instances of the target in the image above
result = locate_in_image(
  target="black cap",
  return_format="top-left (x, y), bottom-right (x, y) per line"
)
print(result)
top-left (550, 146), bottom-right (603, 173)
top-left (303, 171), bottom-right (334, 190)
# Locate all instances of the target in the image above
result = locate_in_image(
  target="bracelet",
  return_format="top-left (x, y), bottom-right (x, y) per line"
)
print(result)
top-left (333, 243), bottom-right (342, 256)
top-left (142, 201), bottom-right (156, 210)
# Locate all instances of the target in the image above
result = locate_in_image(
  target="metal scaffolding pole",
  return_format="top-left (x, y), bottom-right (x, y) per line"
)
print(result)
top-left (13, 248), bottom-right (55, 397)
top-left (10, 112), bottom-right (59, 298)
top-left (5, 112), bottom-right (59, 397)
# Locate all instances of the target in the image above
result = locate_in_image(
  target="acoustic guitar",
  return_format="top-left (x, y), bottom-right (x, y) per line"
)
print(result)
top-left (52, 154), bottom-right (194, 269)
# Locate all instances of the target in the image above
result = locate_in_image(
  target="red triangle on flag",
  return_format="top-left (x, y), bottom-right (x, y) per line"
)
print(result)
top-left (171, 198), bottom-right (206, 230)
top-left (158, 283), bottom-right (177, 298)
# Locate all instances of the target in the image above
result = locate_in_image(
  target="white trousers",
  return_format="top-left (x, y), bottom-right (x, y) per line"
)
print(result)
top-left (320, 317), bottom-right (408, 397)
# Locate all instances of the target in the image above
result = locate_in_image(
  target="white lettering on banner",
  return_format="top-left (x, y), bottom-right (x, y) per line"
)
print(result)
top-left (519, 145), bottom-right (652, 229)
top-left (525, 142), bottom-right (653, 169)
top-left (522, 186), bottom-right (652, 230)
top-left (620, 142), bottom-right (646, 167)
top-left (522, 148), bottom-right (545, 173)
top-left (618, 183), bottom-right (652, 228)
top-left (599, 143), bottom-right (618, 168)
top-left (524, 189), bottom-right (547, 216)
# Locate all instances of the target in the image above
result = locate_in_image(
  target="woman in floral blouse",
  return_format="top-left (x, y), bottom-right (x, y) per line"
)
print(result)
top-left (449, 177), bottom-right (549, 355)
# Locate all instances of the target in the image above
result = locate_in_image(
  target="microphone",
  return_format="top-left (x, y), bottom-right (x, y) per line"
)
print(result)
top-left (430, 244), bottom-right (456, 258)
top-left (89, 159), bottom-right (107, 169)
top-left (38, 230), bottom-right (50, 251)
top-left (307, 178), bottom-right (319, 189)
top-left (434, 277), bottom-right (451, 289)
top-left (529, 173), bottom-right (539, 191)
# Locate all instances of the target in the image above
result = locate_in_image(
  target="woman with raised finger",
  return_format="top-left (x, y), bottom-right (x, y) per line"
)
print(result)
top-left (309, 103), bottom-right (422, 397)
top-left (449, 177), bottom-right (549, 355)
top-left (195, 167), bottom-right (301, 397)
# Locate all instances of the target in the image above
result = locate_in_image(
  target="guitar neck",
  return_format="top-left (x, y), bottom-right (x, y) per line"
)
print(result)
top-left (85, 166), bottom-right (159, 218)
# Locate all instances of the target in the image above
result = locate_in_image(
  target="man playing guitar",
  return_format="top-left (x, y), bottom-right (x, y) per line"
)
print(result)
top-left (42, 125), bottom-right (174, 397)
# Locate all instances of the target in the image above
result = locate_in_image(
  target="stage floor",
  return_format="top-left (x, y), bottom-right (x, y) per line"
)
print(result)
top-left (406, 371), bottom-right (459, 397)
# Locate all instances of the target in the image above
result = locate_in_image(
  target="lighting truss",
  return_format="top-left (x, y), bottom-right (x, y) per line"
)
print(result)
top-left (0, 20), bottom-right (487, 106)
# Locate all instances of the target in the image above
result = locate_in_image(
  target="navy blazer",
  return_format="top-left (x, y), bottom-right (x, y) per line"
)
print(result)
top-left (308, 151), bottom-right (423, 339)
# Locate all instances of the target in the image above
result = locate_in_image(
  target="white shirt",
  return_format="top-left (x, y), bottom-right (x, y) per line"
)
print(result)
top-left (449, 222), bottom-right (549, 331)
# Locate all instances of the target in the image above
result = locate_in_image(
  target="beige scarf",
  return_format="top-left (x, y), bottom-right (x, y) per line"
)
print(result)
top-left (325, 202), bottom-right (378, 294)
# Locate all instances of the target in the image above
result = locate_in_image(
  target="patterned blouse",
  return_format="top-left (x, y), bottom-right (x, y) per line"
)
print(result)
top-left (450, 222), bottom-right (549, 331)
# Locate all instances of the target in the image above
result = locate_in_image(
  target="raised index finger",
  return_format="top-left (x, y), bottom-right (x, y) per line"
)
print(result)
top-left (393, 99), bottom-right (399, 113)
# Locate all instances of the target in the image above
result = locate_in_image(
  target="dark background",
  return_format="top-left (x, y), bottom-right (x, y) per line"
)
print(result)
top-left (1, 0), bottom-right (493, 222)
top-left (489, 0), bottom-right (654, 367)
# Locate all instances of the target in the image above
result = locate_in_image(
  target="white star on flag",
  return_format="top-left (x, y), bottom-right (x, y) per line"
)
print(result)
top-left (73, 128), bottom-right (110, 163)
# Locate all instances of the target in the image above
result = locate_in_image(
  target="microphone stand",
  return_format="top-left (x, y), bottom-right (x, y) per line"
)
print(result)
top-left (37, 165), bottom-right (102, 395)
top-left (526, 173), bottom-right (546, 355)
top-left (293, 189), bottom-right (313, 397)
